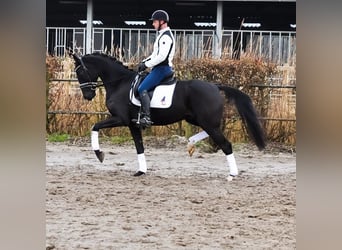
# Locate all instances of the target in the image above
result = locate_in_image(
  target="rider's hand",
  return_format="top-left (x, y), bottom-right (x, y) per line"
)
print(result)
top-left (138, 62), bottom-right (147, 72)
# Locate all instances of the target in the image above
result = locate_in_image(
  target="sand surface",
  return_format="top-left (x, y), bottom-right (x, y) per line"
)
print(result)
top-left (46, 137), bottom-right (296, 249)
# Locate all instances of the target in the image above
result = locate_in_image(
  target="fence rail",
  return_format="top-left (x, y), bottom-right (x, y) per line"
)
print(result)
top-left (50, 78), bottom-right (296, 90)
top-left (48, 79), bottom-right (296, 122)
top-left (46, 27), bottom-right (296, 65)
top-left (47, 110), bottom-right (295, 122)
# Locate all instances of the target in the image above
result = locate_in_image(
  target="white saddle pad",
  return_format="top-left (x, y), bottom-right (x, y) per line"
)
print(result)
top-left (129, 83), bottom-right (176, 108)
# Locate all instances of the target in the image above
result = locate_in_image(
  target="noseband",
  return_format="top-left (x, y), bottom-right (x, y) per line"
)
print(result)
top-left (75, 57), bottom-right (103, 90)
top-left (79, 81), bottom-right (99, 90)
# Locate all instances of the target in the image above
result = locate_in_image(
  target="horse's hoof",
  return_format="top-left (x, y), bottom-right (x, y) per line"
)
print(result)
top-left (133, 171), bottom-right (146, 177)
top-left (95, 150), bottom-right (105, 163)
top-left (187, 144), bottom-right (195, 157)
top-left (227, 175), bottom-right (236, 182)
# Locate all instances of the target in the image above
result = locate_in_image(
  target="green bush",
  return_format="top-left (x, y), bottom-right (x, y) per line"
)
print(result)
top-left (47, 133), bottom-right (70, 142)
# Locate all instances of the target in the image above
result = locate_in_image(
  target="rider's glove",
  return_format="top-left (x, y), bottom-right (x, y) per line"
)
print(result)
top-left (138, 62), bottom-right (147, 72)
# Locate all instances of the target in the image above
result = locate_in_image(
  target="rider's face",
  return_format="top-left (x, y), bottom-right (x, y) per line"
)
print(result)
top-left (152, 20), bottom-right (160, 30)
top-left (152, 20), bottom-right (166, 30)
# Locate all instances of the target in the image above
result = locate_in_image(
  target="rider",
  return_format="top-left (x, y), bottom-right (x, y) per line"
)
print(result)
top-left (137, 9), bottom-right (175, 127)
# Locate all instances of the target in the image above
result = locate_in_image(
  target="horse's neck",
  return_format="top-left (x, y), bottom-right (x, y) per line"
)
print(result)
top-left (91, 55), bottom-right (132, 81)
top-left (99, 61), bottom-right (133, 84)
top-left (93, 56), bottom-right (134, 95)
top-left (103, 73), bottom-right (133, 99)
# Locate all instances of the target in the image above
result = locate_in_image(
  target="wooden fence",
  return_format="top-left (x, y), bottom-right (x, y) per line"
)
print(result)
top-left (47, 79), bottom-right (296, 122)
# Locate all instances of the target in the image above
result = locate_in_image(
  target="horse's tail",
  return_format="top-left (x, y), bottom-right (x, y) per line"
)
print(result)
top-left (217, 84), bottom-right (266, 150)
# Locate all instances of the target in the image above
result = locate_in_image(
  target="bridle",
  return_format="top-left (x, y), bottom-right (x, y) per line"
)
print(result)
top-left (75, 57), bottom-right (103, 90)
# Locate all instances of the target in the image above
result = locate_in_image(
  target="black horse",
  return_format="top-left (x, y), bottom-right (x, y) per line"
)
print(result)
top-left (72, 52), bottom-right (265, 178)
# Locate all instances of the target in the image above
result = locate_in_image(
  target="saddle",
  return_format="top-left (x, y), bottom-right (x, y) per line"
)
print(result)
top-left (129, 71), bottom-right (177, 109)
top-left (131, 71), bottom-right (176, 99)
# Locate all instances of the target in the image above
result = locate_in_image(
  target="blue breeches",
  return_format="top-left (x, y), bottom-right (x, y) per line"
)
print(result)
top-left (137, 65), bottom-right (173, 93)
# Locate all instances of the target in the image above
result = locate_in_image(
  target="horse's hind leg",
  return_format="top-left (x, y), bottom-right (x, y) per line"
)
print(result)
top-left (204, 127), bottom-right (238, 177)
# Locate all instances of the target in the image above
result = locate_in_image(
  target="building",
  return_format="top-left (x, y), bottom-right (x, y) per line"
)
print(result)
top-left (46, 0), bottom-right (296, 64)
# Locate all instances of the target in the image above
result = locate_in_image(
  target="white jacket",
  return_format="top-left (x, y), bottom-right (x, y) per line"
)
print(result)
top-left (144, 27), bottom-right (175, 68)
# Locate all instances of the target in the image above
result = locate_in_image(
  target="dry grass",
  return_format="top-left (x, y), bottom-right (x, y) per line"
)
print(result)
top-left (46, 53), bottom-right (296, 147)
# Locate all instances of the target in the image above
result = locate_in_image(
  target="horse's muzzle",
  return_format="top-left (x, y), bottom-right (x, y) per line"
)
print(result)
top-left (82, 91), bottom-right (96, 101)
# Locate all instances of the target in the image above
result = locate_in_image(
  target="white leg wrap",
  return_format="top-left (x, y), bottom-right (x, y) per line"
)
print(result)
top-left (137, 153), bottom-right (147, 173)
top-left (188, 131), bottom-right (209, 144)
top-left (226, 153), bottom-right (238, 176)
top-left (91, 131), bottom-right (100, 151)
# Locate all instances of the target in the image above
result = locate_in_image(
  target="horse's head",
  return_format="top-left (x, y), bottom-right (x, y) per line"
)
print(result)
top-left (71, 52), bottom-right (135, 100)
top-left (72, 53), bottom-right (98, 101)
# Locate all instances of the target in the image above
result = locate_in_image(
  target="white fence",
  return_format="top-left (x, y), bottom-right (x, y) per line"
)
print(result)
top-left (46, 27), bottom-right (296, 65)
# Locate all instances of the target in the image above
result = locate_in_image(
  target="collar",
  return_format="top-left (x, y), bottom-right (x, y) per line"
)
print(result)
top-left (158, 26), bottom-right (171, 34)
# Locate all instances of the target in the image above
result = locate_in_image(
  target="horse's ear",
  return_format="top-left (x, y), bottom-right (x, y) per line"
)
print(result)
top-left (66, 47), bottom-right (73, 57)
top-left (72, 53), bottom-right (81, 64)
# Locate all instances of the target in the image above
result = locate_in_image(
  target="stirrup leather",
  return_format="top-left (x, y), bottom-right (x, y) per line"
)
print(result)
top-left (132, 112), bottom-right (153, 128)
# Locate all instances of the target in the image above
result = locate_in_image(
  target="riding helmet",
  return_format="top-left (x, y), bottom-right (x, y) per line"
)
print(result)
top-left (150, 10), bottom-right (169, 22)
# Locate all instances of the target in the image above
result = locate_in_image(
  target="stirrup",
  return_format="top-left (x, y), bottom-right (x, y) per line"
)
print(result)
top-left (132, 113), bottom-right (153, 128)
top-left (139, 116), bottom-right (153, 128)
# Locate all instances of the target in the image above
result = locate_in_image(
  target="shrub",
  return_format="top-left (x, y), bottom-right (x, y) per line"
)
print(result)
top-left (46, 54), bottom-right (295, 147)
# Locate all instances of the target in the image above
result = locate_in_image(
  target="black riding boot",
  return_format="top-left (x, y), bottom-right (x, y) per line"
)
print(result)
top-left (139, 90), bottom-right (153, 128)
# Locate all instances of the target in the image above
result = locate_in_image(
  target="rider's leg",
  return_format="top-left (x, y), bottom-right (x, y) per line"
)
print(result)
top-left (137, 66), bottom-right (172, 127)
top-left (138, 90), bottom-right (152, 127)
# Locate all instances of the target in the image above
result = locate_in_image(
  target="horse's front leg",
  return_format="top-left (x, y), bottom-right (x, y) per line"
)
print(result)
top-left (129, 125), bottom-right (146, 176)
top-left (91, 116), bottom-right (124, 162)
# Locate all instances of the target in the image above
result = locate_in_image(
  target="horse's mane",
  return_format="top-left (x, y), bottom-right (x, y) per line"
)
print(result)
top-left (84, 52), bottom-right (133, 71)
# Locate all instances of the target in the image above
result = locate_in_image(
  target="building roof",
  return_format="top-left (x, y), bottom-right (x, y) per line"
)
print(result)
top-left (47, 0), bottom-right (296, 31)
